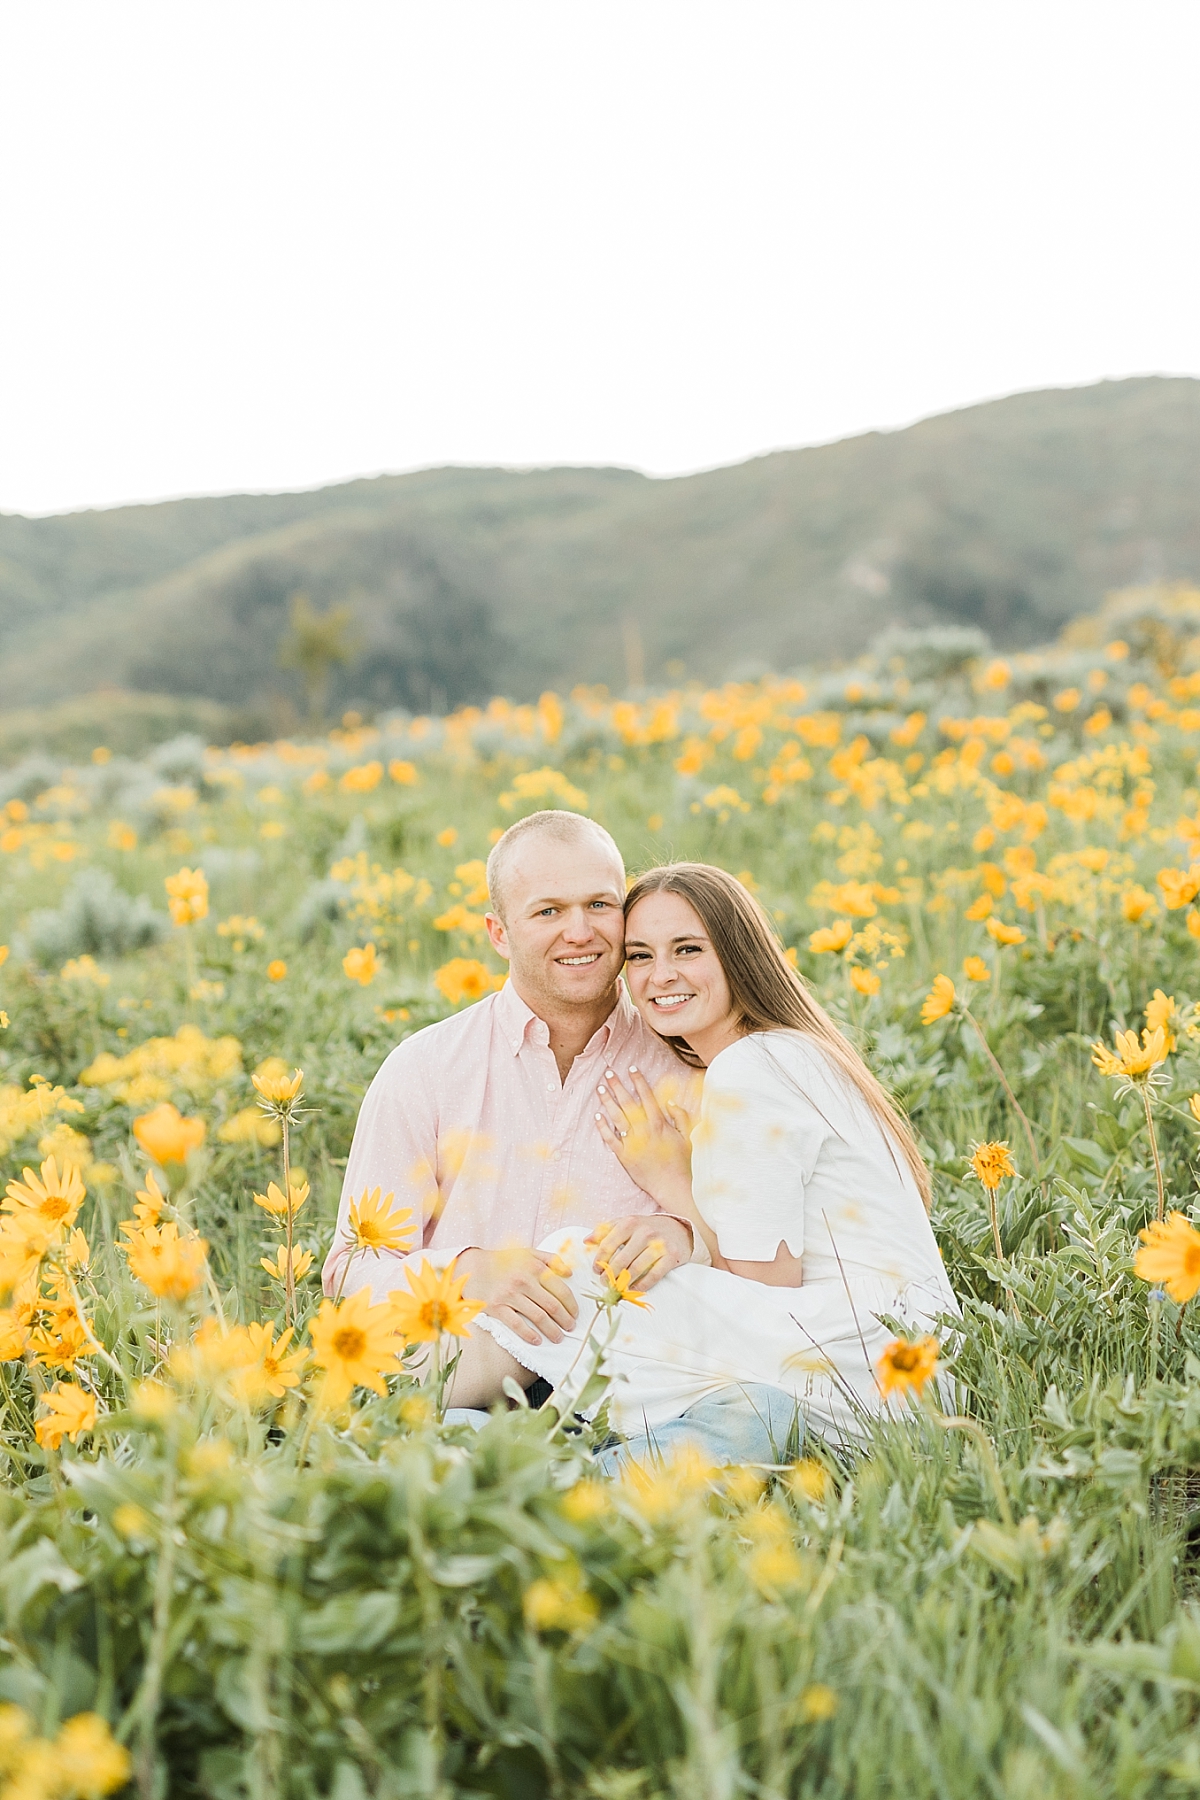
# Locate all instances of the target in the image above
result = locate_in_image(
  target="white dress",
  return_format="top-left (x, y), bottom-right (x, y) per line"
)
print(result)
top-left (477, 1030), bottom-right (960, 1445)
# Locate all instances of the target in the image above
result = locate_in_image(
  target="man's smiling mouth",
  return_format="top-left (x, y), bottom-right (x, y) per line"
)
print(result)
top-left (556, 953), bottom-right (602, 966)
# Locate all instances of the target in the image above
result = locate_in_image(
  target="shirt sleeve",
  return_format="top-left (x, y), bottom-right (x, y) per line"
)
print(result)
top-left (321, 1042), bottom-right (473, 1304)
top-left (691, 1041), bottom-right (825, 1262)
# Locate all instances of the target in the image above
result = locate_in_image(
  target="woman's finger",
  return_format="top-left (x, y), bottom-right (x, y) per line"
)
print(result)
top-left (594, 1110), bottom-right (633, 1163)
top-left (602, 1070), bottom-right (644, 1120)
top-left (627, 1066), bottom-right (669, 1129)
top-left (595, 1089), bottom-right (631, 1135)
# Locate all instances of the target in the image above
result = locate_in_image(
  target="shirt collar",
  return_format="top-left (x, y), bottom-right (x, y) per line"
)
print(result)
top-left (495, 975), bottom-right (634, 1057)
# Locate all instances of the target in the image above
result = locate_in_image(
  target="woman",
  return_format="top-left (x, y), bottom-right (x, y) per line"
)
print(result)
top-left (472, 863), bottom-right (959, 1451)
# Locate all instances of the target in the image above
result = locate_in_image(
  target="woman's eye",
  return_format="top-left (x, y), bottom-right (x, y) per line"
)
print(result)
top-left (625, 949), bottom-right (649, 961)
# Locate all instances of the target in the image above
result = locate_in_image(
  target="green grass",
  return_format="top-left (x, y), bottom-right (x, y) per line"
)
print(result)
top-left (7, 637), bottom-right (1200, 1794)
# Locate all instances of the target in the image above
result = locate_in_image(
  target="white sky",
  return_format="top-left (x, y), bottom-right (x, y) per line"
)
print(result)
top-left (1, 1), bottom-right (1198, 517)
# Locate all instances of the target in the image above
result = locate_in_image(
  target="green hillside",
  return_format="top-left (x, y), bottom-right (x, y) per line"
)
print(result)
top-left (2, 375), bottom-right (1198, 727)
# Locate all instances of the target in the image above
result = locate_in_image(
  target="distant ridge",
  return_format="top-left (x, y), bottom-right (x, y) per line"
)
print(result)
top-left (2, 376), bottom-right (1198, 721)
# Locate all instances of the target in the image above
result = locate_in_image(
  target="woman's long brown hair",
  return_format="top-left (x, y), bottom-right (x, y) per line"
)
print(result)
top-left (625, 862), bottom-right (933, 1210)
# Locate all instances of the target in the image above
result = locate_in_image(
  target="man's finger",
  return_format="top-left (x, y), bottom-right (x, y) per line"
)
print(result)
top-left (597, 1230), bottom-right (647, 1280)
top-left (624, 1240), bottom-right (669, 1289)
top-left (588, 1219), bottom-right (636, 1266)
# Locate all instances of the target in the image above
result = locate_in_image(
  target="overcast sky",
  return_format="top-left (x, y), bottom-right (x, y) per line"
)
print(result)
top-left (1, 2), bottom-right (1198, 517)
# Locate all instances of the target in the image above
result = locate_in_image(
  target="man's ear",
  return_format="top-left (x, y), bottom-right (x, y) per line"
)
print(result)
top-left (485, 911), bottom-right (511, 960)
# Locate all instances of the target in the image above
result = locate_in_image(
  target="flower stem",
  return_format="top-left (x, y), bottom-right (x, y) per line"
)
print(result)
top-left (1141, 1086), bottom-right (1167, 1223)
top-left (281, 1117), bottom-right (296, 1328)
top-left (962, 1005), bottom-right (1041, 1178)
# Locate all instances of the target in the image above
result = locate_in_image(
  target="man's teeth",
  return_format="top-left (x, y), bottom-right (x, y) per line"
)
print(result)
top-left (652, 994), bottom-right (692, 1007)
top-left (558, 953), bottom-right (601, 965)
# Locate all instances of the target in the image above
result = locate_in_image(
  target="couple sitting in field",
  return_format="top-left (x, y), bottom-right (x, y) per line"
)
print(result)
top-left (323, 809), bottom-right (957, 1466)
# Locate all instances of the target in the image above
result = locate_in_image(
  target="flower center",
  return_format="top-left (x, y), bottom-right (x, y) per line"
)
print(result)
top-left (332, 1327), bottom-right (366, 1360)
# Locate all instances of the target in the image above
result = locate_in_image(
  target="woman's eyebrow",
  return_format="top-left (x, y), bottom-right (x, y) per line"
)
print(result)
top-left (624, 934), bottom-right (708, 947)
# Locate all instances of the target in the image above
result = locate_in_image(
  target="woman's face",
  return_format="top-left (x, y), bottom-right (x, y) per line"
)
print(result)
top-left (623, 890), bottom-right (739, 1059)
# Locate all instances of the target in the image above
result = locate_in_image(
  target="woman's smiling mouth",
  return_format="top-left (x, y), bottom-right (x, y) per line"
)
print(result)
top-left (649, 992), bottom-right (693, 1010)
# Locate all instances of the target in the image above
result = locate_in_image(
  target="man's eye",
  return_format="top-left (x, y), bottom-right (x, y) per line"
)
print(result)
top-left (536, 907), bottom-right (557, 917)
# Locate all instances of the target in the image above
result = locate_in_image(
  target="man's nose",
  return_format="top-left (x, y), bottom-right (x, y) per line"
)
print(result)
top-left (560, 907), bottom-right (599, 940)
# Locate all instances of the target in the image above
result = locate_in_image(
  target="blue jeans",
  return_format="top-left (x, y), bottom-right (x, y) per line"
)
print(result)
top-left (445, 1383), bottom-right (802, 1471)
top-left (595, 1383), bottom-right (802, 1473)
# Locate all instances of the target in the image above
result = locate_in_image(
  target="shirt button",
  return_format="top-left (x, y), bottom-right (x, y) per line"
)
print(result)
top-left (551, 1151), bottom-right (562, 1163)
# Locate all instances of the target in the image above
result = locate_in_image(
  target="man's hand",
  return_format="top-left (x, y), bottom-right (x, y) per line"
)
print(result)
top-left (456, 1245), bottom-right (579, 1348)
top-left (586, 1213), bottom-right (692, 1295)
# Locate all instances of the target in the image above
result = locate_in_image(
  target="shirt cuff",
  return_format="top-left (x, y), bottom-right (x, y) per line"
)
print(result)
top-left (662, 1213), bottom-right (711, 1267)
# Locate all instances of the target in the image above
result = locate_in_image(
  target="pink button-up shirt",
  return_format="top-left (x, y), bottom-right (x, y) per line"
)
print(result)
top-left (323, 979), bottom-right (703, 1302)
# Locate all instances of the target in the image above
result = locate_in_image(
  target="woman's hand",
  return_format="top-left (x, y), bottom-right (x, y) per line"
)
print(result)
top-left (594, 1067), bottom-right (694, 1210)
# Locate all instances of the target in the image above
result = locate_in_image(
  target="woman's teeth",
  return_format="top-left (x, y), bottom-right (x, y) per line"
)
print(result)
top-left (651, 994), bottom-right (692, 1008)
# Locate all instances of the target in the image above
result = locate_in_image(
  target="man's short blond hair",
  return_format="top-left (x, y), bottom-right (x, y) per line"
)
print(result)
top-left (486, 810), bottom-right (624, 919)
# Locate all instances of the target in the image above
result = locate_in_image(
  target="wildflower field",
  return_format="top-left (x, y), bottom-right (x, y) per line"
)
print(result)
top-left (12, 611), bottom-right (1200, 1797)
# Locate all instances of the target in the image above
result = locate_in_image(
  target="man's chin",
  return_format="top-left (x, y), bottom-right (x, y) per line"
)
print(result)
top-left (545, 962), bottom-right (621, 1005)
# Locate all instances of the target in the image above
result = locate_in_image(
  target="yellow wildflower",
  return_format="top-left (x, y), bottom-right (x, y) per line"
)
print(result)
top-left (1158, 866), bottom-right (1200, 910)
top-left (260, 1244), bottom-right (314, 1284)
top-left (347, 1187), bottom-right (415, 1255)
top-left (920, 974), bottom-right (956, 1024)
top-left (1122, 886), bottom-right (1157, 923)
top-left (968, 1141), bottom-right (1017, 1191)
top-left (308, 1289), bottom-right (405, 1408)
top-left (523, 1568), bottom-right (599, 1634)
top-left (133, 1102), bottom-right (206, 1166)
top-left (597, 1261), bottom-right (653, 1310)
top-left (253, 1179), bottom-right (309, 1218)
top-left (849, 966), bottom-right (881, 996)
top-left (808, 919), bottom-right (853, 954)
top-left (3, 1156), bottom-right (86, 1240)
top-left (1145, 990), bottom-right (1179, 1051)
top-left (229, 1322), bottom-right (309, 1405)
top-left (267, 958), bottom-right (288, 981)
top-left (1091, 1026), bottom-right (1169, 1082)
top-left (1134, 1212), bottom-right (1200, 1304)
top-left (34, 1381), bottom-right (98, 1449)
top-left (963, 955), bottom-right (991, 983)
top-left (877, 1335), bottom-right (939, 1398)
top-left (388, 1257), bottom-right (483, 1342)
top-left (164, 865), bottom-right (209, 925)
top-left (434, 957), bottom-right (505, 1006)
top-left (124, 1222), bottom-right (209, 1301)
top-left (800, 1684), bottom-right (839, 1722)
top-left (986, 918), bottom-right (1026, 946)
top-left (251, 1065), bottom-right (303, 1105)
top-left (343, 943), bottom-right (379, 985)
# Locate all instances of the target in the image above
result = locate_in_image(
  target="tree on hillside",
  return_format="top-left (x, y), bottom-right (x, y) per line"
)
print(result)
top-left (278, 592), bottom-right (359, 724)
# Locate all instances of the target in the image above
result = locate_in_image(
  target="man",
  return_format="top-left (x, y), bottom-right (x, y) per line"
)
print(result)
top-left (323, 809), bottom-right (703, 1364)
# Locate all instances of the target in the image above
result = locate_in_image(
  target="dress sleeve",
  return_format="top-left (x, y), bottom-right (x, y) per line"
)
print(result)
top-left (321, 1042), bottom-right (465, 1303)
top-left (691, 1041), bottom-right (825, 1262)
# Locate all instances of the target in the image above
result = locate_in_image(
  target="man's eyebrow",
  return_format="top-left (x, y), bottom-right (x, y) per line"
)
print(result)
top-left (525, 890), bottom-right (621, 909)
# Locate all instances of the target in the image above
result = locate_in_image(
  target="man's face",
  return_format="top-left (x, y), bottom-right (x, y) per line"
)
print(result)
top-left (485, 835), bottom-right (626, 1015)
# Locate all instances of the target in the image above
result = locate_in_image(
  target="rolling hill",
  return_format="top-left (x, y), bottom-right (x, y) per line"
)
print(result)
top-left (2, 375), bottom-right (1198, 735)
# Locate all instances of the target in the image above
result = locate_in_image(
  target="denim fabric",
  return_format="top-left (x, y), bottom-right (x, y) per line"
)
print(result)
top-left (595, 1383), bottom-right (802, 1474)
